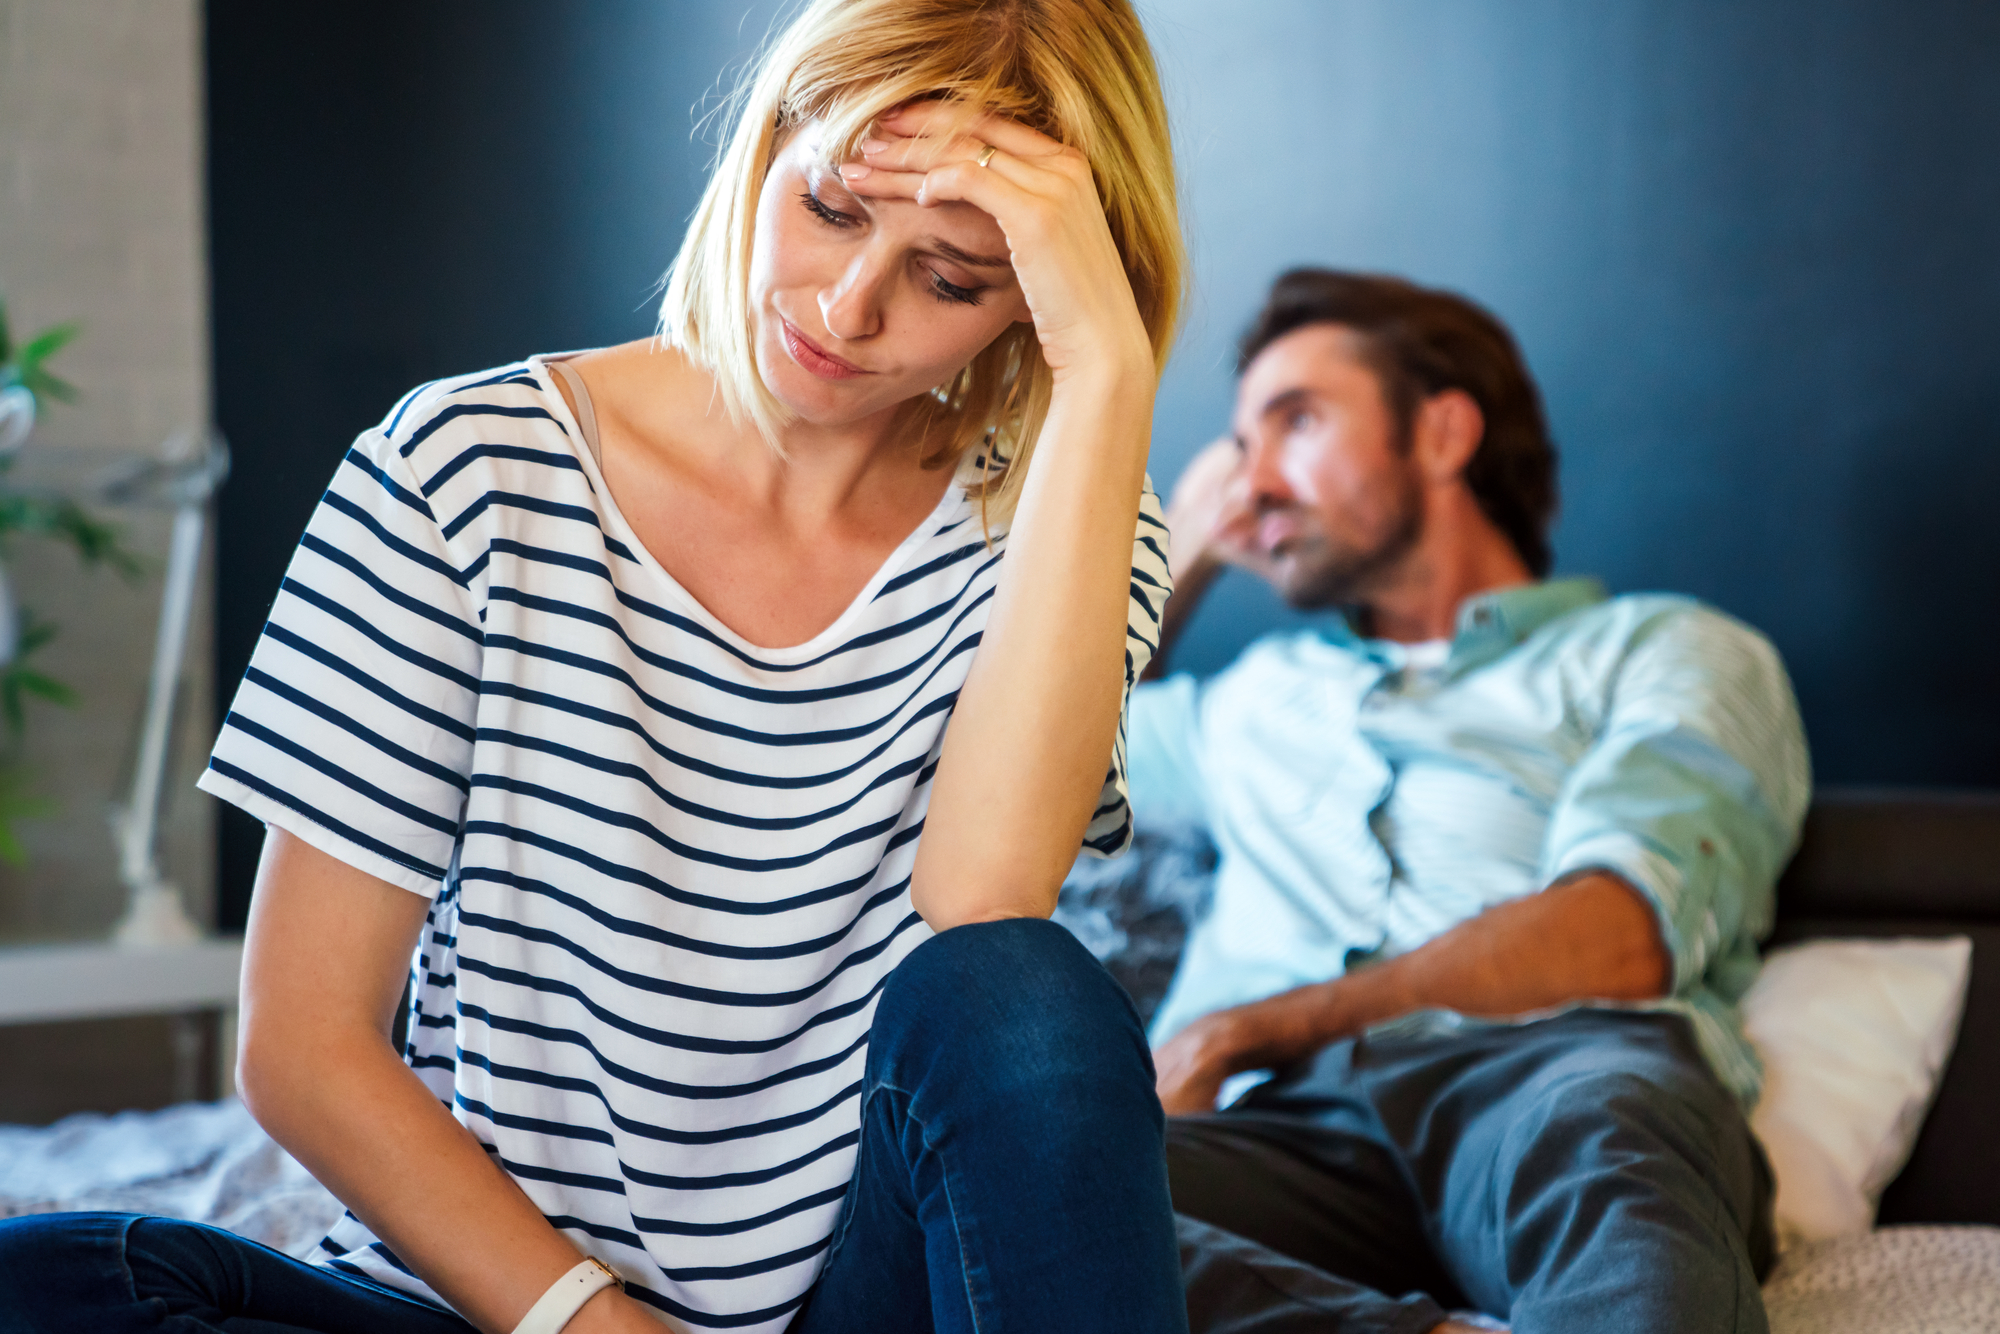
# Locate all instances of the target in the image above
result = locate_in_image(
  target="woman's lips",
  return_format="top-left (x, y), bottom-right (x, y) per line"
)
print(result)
top-left (781, 320), bottom-right (868, 380)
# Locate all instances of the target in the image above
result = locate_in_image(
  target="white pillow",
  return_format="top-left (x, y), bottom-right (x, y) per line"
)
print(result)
top-left (1742, 936), bottom-right (1973, 1248)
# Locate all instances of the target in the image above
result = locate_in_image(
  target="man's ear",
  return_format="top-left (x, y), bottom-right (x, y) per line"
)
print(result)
top-left (1411, 388), bottom-right (1485, 484)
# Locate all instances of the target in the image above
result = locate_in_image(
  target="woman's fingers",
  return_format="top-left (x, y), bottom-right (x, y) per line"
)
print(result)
top-left (841, 101), bottom-right (1149, 382)
top-left (851, 131), bottom-right (1074, 206)
top-left (876, 101), bottom-right (1065, 160)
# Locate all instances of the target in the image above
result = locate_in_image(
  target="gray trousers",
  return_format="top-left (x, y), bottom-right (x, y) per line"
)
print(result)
top-left (1171, 1010), bottom-right (1775, 1334)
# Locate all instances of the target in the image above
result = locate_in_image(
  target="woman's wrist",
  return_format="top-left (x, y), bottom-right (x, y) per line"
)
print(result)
top-left (1047, 340), bottom-right (1156, 399)
top-left (561, 1284), bottom-right (670, 1334)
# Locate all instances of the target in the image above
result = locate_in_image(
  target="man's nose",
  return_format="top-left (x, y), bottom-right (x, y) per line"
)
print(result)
top-left (820, 254), bottom-right (885, 341)
top-left (1240, 437), bottom-right (1293, 508)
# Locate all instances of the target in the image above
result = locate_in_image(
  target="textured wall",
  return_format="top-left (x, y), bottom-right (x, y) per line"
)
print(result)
top-left (0, 0), bottom-right (214, 940)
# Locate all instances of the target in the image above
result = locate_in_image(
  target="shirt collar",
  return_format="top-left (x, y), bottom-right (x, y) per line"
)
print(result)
top-left (1319, 577), bottom-right (1608, 676)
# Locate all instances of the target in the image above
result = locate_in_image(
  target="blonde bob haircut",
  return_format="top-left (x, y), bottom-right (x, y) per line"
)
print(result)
top-left (659, 0), bottom-right (1184, 520)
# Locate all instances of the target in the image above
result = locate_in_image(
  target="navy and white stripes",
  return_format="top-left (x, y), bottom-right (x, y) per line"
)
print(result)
top-left (199, 357), bottom-right (1169, 1331)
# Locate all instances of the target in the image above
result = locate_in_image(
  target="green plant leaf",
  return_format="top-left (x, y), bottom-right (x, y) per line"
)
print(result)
top-left (0, 766), bottom-right (54, 866)
top-left (0, 496), bottom-right (140, 577)
top-left (17, 322), bottom-right (78, 366)
top-left (9, 671), bottom-right (76, 708)
top-left (0, 610), bottom-right (76, 746)
top-left (0, 314), bottom-right (81, 407)
top-left (20, 366), bottom-right (78, 405)
top-left (15, 615), bottom-right (55, 655)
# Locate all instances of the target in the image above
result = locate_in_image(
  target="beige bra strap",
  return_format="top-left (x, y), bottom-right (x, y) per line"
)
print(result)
top-left (546, 358), bottom-right (603, 472)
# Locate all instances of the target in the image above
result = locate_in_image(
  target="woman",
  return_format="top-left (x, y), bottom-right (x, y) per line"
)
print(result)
top-left (0, 0), bottom-right (1186, 1331)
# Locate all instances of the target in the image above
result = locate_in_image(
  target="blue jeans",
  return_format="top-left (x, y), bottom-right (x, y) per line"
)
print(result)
top-left (1168, 1010), bottom-right (1775, 1334)
top-left (0, 918), bottom-right (1189, 1334)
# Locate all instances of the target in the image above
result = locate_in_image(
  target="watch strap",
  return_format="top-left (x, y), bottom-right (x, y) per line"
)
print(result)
top-left (510, 1257), bottom-right (623, 1334)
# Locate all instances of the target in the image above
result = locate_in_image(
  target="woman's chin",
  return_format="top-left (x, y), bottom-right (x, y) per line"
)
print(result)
top-left (761, 360), bottom-right (907, 430)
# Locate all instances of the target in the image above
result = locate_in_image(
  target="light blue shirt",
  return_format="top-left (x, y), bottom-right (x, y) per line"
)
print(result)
top-left (1129, 578), bottom-right (1810, 1104)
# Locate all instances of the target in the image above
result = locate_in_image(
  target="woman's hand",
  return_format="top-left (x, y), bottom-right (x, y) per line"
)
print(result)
top-left (839, 103), bottom-right (1153, 389)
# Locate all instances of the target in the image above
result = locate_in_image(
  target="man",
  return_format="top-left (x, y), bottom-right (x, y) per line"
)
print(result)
top-left (1132, 269), bottom-right (1808, 1334)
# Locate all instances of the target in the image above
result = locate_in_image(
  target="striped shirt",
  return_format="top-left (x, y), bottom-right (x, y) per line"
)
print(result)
top-left (198, 356), bottom-right (1170, 1330)
top-left (1129, 578), bottom-right (1810, 1104)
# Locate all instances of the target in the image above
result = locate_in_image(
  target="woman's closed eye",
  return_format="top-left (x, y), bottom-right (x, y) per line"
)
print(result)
top-left (926, 270), bottom-right (983, 307)
top-left (799, 184), bottom-right (986, 307)
top-left (800, 187), bottom-right (859, 229)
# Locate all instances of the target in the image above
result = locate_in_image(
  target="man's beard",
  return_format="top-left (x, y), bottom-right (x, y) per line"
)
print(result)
top-left (1277, 467), bottom-right (1425, 611)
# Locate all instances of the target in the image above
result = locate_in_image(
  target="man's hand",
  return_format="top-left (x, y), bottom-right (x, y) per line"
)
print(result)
top-left (1148, 438), bottom-right (1267, 675)
top-left (1163, 437), bottom-right (1256, 584)
top-left (1152, 1009), bottom-right (1242, 1115)
top-left (1154, 983), bottom-right (1348, 1115)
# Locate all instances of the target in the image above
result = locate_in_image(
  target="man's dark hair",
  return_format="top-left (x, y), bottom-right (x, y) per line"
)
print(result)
top-left (1237, 269), bottom-right (1560, 578)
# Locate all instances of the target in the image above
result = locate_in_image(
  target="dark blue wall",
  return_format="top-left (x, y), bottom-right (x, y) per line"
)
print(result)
top-left (206, 1), bottom-right (781, 925)
top-left (1142, 0), bottom-right (2000, 796)
top-left (207, 0), bottom-right (2000, 921)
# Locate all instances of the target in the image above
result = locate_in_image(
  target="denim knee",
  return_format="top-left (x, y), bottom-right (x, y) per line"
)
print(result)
top-left (872, 916), bottom-right (1154, 1111)
top-left (0, 1211), bottom-right (146, 1329)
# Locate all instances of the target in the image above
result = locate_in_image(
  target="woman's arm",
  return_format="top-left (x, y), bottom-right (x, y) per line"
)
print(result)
top-left (237, 828), bottom-right (666, 1334)
top-left (847, 109), bottom-right (1160, 930)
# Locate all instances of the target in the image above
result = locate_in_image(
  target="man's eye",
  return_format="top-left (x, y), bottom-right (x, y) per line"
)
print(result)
top-left (1287, 410), bottom-right (1313, 432)
top-left (800, 189), bottom-right (858, 228)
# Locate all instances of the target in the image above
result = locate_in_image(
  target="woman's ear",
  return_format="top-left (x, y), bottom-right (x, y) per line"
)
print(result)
top-left (1412, 388), bottom-right (1485, 484)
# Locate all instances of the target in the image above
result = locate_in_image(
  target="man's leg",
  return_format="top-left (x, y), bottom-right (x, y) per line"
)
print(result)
top-left (1360, 1011), bottom-right (1775, 1334)
top-left (1167, 1060), bottom-right (1468, 1333)
top-left (1175, 1214), bottom-right (1453, 1334)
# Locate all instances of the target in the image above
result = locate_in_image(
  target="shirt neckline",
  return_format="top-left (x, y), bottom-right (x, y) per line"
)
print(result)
top-left (1316, 577), bottom-right (1609, 678)
top-left (527, 353), bottom-right (973, 665)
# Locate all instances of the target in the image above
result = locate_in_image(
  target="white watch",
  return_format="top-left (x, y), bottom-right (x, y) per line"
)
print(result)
top-left (510, 1257), bottom-right (623, 1334)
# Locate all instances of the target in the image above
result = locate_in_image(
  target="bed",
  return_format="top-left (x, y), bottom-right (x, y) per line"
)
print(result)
top-left (2, 789), bottom-right (1995, 1328)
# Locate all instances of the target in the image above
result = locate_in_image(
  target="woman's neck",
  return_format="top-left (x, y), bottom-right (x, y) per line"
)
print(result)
top-left (602, 339), bottom-right (928, 521)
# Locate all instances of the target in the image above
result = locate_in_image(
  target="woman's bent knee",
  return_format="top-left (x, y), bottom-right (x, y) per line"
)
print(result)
top-left (873, 916), bottom-right (1155, 1114)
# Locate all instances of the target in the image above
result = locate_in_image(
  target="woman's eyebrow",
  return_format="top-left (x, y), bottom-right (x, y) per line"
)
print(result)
top-left (929, 238), bottom-right (1014, 270)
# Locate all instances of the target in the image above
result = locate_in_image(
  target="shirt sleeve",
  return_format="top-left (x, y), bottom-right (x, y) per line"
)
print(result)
top-left (197, 423), bottom-right (483, 898)
top-left (1124, 674), bottom-right (1209, 829)
top-left (1077, 481), bottom-right (1174, 858)
top-left (1540, 604), bottom-right (1811, 997)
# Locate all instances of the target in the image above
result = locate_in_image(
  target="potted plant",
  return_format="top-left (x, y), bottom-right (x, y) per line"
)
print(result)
top-left (0, 300), bottom-right (137, 862)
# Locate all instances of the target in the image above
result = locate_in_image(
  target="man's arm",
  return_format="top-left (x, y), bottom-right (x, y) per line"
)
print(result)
top-left (1145, 438), bottom-right (1261, 676)
top-left (1153, 870), bottom-right (1669, 1115)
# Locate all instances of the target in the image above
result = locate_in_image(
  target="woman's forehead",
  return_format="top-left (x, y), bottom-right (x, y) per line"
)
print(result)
top-left (780, 124), bottom-right (1013, 260)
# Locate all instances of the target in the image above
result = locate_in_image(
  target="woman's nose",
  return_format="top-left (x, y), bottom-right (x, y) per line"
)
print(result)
top-left (820, 256), bottom-right (884, 341)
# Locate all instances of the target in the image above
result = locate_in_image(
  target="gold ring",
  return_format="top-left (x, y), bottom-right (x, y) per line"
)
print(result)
top-left (975, 144), bottom-right (998, 169)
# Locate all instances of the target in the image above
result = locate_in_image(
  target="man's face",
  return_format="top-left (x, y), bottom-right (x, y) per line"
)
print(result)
top-left (1226, 323), bottom-right (1425, 609)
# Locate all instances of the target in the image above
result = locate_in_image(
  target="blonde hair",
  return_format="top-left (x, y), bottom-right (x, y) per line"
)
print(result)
top-left (659, 0), bottom-right (1184, 520)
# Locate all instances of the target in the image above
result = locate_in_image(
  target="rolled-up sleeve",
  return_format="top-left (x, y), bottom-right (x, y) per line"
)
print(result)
top-left (1125, 672), bottom-right (1210, 831)
top-left (1541, 605), bottom-right (1810, 996)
